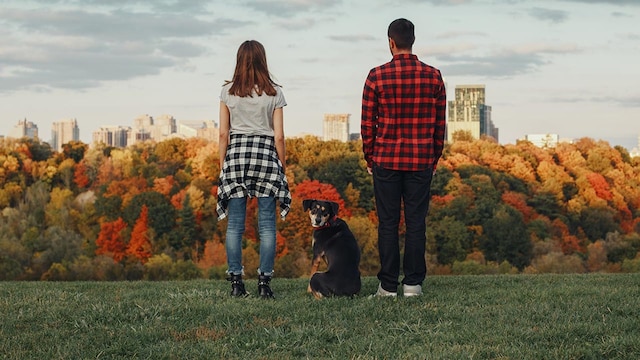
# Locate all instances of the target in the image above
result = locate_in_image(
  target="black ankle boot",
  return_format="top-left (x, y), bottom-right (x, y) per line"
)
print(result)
top-left (258, 273), bottom-right (274, 299)
top-left (227, 274), bottom-right (248, 297)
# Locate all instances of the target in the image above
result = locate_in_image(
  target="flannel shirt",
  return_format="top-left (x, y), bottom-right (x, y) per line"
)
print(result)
top-left (216, 134), bottom-right (291, 220)
top-left (361, 53), bottom-right (446, 171)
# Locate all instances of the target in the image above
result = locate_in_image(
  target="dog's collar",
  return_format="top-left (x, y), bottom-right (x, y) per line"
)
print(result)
top-left (313, 215), bottom-right (338, 229)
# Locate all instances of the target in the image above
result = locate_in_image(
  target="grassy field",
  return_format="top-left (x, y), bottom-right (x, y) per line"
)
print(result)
top-left (1, 274), bottom-right (639, 359)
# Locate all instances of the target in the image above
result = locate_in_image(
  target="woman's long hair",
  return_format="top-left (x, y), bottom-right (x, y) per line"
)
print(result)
top-left (226, 40), bottom-right (279, 97)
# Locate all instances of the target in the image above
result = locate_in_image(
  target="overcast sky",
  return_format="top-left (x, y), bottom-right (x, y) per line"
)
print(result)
top-left (1, 0), bottom-right (639, 150)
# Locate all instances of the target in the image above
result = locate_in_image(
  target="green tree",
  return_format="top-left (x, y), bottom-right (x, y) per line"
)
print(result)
top-left (481, 204), bottom-right (532, 270)
top-left (580, 206), bottom-right (620, 242)
top-left (428, 216), bottom-right (471, 265)
top-left (61, 141), bottom-right (88, 163)
top-left (171, 193), bottom-right (199, 259)
top-left (123, 191), bottom-right (176, 240)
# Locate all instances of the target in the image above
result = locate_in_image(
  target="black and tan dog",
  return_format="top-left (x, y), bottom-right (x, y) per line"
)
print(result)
top-left (303, 199), bottom-right (361, 298)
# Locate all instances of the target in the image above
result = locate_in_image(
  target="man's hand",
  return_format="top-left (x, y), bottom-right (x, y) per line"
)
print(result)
top-left (367, 166), bottom-right (372, 175)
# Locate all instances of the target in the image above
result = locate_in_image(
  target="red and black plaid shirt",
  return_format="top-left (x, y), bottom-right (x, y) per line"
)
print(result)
top-left (361, 53), bottom-right (446, 171)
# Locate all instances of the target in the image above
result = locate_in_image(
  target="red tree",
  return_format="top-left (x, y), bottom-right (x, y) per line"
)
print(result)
top-left (501, 191), bottom-right (536, 222)
top-left (293, 180), bottom-right (350, 217)
top-left (127, 205), bottom-right (152, 263)
top-left (95, 218), bottom-right (128, 262)
top-left (586, 172), bottom-right (612, 201)
top-left (73, 161), bottom-right (91, 189)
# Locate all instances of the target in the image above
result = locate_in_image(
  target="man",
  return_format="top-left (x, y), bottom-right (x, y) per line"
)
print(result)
top-left (361, 18), bottom-right (446, 297)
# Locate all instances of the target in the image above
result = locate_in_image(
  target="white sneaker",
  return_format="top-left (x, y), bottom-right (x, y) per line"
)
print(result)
top-left (403, 284), bottom-right (422, 297)
top-left (373, 283), bottom-right (397, 297)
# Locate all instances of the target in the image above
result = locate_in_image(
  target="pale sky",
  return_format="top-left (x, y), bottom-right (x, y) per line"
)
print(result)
top-left (1, 0), bottom-right (639, 150)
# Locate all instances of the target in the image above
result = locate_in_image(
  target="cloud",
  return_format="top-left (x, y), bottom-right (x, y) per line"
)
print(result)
top-left (527, 7), bottom-right (569, 23)
top-left (436, 31), bottom-right (488, 40)
top-left (435, 42), bottom-right (581, 78)
top-left (0, 6), bottom-right (244, 93)
top-left (241, 0), bottom-right (342, 17)
top-left (15, 0), bottom-right (213, 13)
top-left (407, 0), bottom-right (474, 4)
top-left (327, 34), bottom-right (377, 42)
top-left (552, 95), bottom-right (640, 107)
top-left (273, 17), bottom-right (318, 30)
top-left (559, 0), bottom-right (640, 5)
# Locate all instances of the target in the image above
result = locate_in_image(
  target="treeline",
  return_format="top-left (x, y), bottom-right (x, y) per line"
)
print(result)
top-left (0, 135), bottom-right (639, 281)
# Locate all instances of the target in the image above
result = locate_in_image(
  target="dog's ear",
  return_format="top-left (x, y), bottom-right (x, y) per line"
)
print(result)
top-left (329, 201), bottom-right (339, 216)
top-left (302, 199), bottom-right (314, 211)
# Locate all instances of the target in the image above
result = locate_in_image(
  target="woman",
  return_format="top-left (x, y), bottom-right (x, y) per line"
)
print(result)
top-left (216, 40), bottom-right (291, 299)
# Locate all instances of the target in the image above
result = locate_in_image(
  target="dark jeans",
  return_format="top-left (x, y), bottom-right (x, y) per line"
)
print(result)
top-left (373, 164), bottom-right (433, 292)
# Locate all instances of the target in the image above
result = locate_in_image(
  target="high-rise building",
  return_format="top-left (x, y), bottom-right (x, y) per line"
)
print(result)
top-left (323, 113), bottom-right (350, 142)
top-left (129, 114), bottom-right (179, 144)
top-left (152, 114), bottom-right (177, 140)
top-left (51, 119), bottom-right (80, 152)
top-left (92, 126), bottom-right (131, 148)
top-left (10, 118), bottom-right (39, 139)
top-left (178, 120), bottom-right (219, 141)
top-left (130, 114), bottom-right (154, 144)
top-left (447, 85), bottom-right (498, 142)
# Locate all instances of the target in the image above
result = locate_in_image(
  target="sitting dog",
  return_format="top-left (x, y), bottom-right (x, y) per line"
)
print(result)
top-left (303, 199), bottom-right (361, 298)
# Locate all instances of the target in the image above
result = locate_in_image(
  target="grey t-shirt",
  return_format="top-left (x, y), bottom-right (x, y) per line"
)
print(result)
top-left (220, 83), bottom-right (287, 136)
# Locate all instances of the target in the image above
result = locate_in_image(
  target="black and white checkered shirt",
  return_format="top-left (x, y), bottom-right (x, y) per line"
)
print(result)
top-left (216, 134), bottom-right (291, 220)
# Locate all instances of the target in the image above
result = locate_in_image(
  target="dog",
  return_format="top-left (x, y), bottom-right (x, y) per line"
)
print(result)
top-left (303, 199), bottom-right (361, 299)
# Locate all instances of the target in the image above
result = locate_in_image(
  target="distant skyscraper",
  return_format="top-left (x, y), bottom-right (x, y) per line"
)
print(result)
top-left (152, 114), bottom-right (177, 140)
top-left (10, 118), bottom-right (39, 139)
top-left (178, 120), bottom-right (219, 141)
top-left (447, 85), bottom-right (498, 142)
top-left (51, 119), bottom-right (80, 152)
top-left (129, 114), bottom-right (179, 144)
top-left (323, 113), bottom-right (350, 142)
top-left (131, 114), bottom-right (154, 144)
top-left (92, 126), bottom-right (131, 148)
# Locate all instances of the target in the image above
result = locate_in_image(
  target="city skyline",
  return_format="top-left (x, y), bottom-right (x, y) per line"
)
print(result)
top-left (1, 0), bottom-right (639, 149)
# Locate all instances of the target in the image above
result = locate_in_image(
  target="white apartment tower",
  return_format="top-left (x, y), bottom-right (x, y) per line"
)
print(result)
top-left (447, 85), bottom-right (499, 142)
top-left (51, 119), bottom-right (80, 152)
top-left (92, 126), bottom-right (131, 148)
top-left (323, 113), bottom-right (350, 142)
top-left (11, 119), bottom-right (39, 139)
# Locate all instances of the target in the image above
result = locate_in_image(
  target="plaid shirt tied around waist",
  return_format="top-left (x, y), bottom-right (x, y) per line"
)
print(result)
top-left (216, 134), bottom-right (291, 220)
top-left (361, 53), bottom-right (446, 171)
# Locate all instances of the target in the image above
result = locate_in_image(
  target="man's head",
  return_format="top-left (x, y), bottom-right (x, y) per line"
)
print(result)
top-left (388, 18), bottom-right (415, 54)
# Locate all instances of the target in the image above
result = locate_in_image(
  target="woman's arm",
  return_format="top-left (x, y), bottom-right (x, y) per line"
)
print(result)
top-left (273, 107), bottom-right (286, 173)
top-left (219, 101), bottom-right (231, 169)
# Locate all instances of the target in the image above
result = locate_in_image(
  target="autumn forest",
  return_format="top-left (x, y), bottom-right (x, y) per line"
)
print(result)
top-left (1, 134), bottom-right (639, 281)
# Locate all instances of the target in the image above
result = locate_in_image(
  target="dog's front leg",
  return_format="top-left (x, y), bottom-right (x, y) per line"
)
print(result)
top-left (307, 250), bottom-right (325, 294)
top-left (310, 251), bottom-right (324, 275)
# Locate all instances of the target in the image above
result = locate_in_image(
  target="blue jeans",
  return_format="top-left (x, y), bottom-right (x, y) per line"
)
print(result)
top-left (225, 196), bottom-right (277, 276)
top-left (373, 164), bottom-right (433, 292)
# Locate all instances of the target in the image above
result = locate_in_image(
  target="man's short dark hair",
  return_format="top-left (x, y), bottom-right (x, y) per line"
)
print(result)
top-left (388, 18), bottom-right (415, 50)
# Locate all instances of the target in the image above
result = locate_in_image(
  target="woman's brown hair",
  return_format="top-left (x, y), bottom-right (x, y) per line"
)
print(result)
top-left (226, 40), bottom-right (279, 97)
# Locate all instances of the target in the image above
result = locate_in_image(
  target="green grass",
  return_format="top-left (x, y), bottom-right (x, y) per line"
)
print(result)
top-left (1, 274), bottom-right (639, 359)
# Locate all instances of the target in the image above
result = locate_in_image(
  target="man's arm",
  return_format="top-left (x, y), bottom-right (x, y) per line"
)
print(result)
top-left (361, 69), bottom-right (378, 173)
top-left (432, 74), bottom-right (447, 170)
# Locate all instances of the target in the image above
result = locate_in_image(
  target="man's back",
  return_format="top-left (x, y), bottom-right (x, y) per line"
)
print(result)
top-left (361, 53), bottom-right (446, 172)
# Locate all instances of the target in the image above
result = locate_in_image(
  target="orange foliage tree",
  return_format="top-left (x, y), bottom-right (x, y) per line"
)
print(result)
top-left (127, 205), bottom-right (152, 263)
top-left (501, 191), bottom-right (536, 223)
top-left (95, 218), bottom-right (128, 262)
top-left (586, 172), bottom-right (612, 201)
top-left (73, 161), bottom-right (91, 189)
top-left (200, 240), bottom-right (227, 268)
